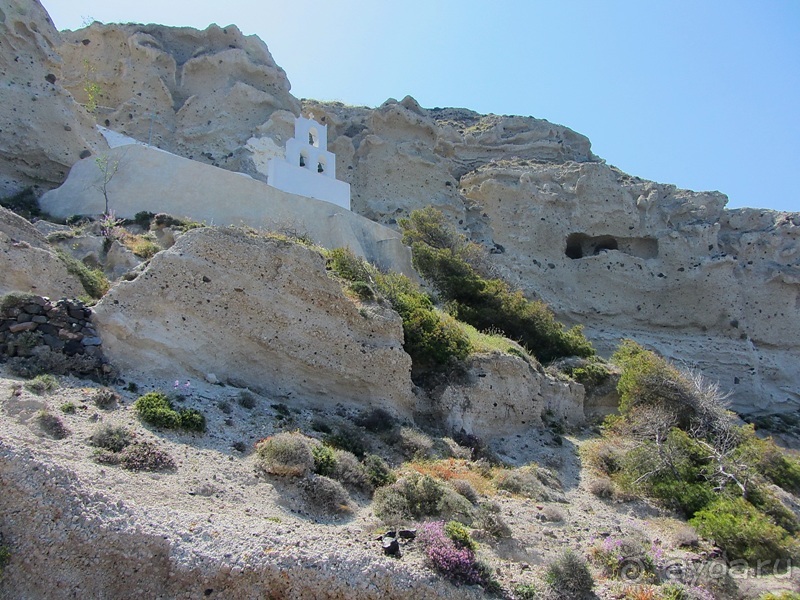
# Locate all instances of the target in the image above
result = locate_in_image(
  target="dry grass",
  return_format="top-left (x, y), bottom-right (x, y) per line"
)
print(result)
top-left (403, 458), bottom-right (499, 495)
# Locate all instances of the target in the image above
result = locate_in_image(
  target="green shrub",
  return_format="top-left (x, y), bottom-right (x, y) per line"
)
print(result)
top-left (177, 408), bottom-right (206, 432)
top-left (90, 425), bottom-right (132, 452)
top-left (133, 392), bottom-right (205, 432)
top-left (363, 454), bottom-right (396, 489)
top-left (690, 496), bottom-right (799, 564)
top-left (373, 473), bottom-right (448, 523)
top-left (444, 520), bottom-right (477, 551)
top-left (543, 549), bottom-right (594, 599)
top-left (376, 272), bottom-right (472, 367)
top-left (399, 208), bottom-right (594, 363)
top-left (326, 247), bottom-right (373, 284)
top-left (0, 291), bottom-right (37, 312)
top-left (55, 249), bottom-right (109, 299)
top-left (255, 432), bottom-right (314, 477)
top-left (134, 392), bottom-right (181, 429)
top-left (36, 410), bottom-right (69, 439)
top-left (1, 187), bottom-right (42, 219)
top-left (312, 444), bottom-right (336, 476)
top-left (0, 544), bottom-right (10, 575)
top-left (619, 428), bottom-right (716, 516)
top-left (24, 373), bottom-right (59, 395)
top-left (133, 211), bottom-right (155, 229)
top-left (323, 426), bottom-right (367, 459)
top-left (513, 583), bottom-right (540, 600)
top-left (59, 402), bottom-right (77, 414)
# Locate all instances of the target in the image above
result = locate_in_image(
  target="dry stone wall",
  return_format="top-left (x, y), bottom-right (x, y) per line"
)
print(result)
top-left (0, 294), bottom-right (107, 376)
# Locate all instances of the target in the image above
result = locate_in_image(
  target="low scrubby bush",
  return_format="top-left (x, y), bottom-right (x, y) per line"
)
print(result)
top-left (588, 536), bottom-right (657, 582)
top-left (331, 449), bottom-right (371, 492)
top-left (494, 465), bottom-right (557, 501)
top-left (475, 501), bottom-right (512, 539)
top-left (543, 549), bottom-right (594, 599)
top-left (300, 474), bottom-right (352, 514)
top-left (133, 392), bottom-right (205, 432)
top-left (363, 454), bottom-right (396, 489)
top-left (92, 387), bottom-right (119, 409)
top-left (451, 479), bottom-right (479, 504)
top-left (96, 441), bottom-right (176, 472)
top-left (256, 432), bottom-right (314, 477)
top-left (373, 472), bottom-right (472, 524)
top-left (90, 425), bottom-right (132, 453)
top-left (24, 374), bottom-right (58, 395)
top-left (237, 390), bottom-right (257, 409)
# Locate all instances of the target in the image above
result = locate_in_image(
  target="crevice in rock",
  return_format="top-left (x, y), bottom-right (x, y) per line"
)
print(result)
top-left (564, 232), bottom-right (658, 260)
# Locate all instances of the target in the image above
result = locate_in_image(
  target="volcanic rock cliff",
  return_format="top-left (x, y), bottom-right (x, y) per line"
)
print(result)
top-left (36, 19), bottom-right (797, 415)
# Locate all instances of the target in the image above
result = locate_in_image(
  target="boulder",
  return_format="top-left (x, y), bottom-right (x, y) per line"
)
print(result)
top-left (92, 227), bottom-right (416, 415)
top-left (0, 206), bottom-right (84, 298)
top-left (0, 0), bottom-right (105, 196)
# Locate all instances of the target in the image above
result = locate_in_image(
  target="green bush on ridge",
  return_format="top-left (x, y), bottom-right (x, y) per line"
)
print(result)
top-left (399, 207), bottom-right (594, 363)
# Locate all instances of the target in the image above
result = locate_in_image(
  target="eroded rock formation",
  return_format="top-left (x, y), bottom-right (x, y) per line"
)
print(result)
top-left (57, 21), bottom-right (300, 177)
top-left (92, 227), bottom-right (416, 416)
top-left (0, 206), bottom-right (85, 298)
top-left (0, 0), bottom-right (104, 196)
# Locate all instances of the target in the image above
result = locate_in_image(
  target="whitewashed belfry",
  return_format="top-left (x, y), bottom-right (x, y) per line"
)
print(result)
top-left (266, 116), bottom-right (351, 210)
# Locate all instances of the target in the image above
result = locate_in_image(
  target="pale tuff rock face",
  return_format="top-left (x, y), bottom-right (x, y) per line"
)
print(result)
top-left (57, 21), bottom-right (301, 178)
top-left (0, 0), bottom-right (104, 196)
top-left (430, 354), bottom-right (585, 438)
top-left (0, 206), bottom-right (84, 298)
top-left (304, 99), bottom-right (799, 415)
top-left (92, 228), bottom-right (416, 416)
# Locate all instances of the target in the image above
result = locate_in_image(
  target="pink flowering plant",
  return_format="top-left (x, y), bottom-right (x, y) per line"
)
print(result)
top-left (417, 521), bottom-right (489, 587)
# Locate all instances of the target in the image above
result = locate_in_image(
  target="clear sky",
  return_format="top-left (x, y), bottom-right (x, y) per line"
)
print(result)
top-left (44, 0), bottom-right (799, 213)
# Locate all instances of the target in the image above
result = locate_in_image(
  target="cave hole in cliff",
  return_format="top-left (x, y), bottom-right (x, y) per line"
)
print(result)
top-left (565, 233), bottom-right (658, 260)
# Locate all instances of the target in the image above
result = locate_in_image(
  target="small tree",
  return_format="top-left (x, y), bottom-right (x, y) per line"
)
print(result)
top-left (95, 154), bottom-right (119, 215)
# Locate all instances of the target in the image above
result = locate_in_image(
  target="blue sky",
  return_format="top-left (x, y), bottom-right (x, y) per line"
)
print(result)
top-left (45, 0), bottom-right (799, 213)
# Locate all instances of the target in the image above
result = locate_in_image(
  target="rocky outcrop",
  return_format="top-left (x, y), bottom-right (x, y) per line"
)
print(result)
top-left (57, 21), bottom-right (300, 178)
top-left (0, 206), bottom-right (85, 298)
top-left (458, 161), bottom-right (800, 414)
top-left (0, 0), bottom-right (104, 196)
top-left (427, 353), bottom-right (584, 438)
top-left (294, 100), bottom-right (799, 415)
top-left (302, 98), bottom-right (594, 226)
top-left (92, 227), bottom-right (416, 416)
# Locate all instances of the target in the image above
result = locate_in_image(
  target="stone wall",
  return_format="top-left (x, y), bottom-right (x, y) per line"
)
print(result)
top-left (0, 294), bottom-right (107, 376)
